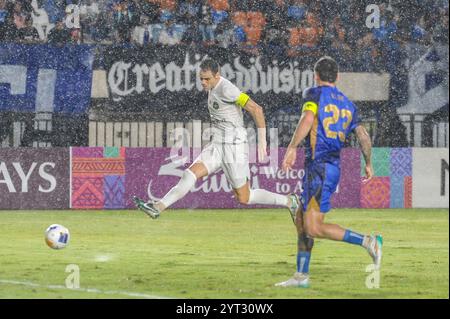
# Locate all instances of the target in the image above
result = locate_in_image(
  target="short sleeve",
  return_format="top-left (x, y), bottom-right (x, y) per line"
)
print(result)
top-left (223, 85), bottom-right (242, 103)
top-left (301, 87), bottom-right (320, 115)
top-left (223, 85), bottom-right (250, 108)
top-left (349, 103), bottom-right (362, 132)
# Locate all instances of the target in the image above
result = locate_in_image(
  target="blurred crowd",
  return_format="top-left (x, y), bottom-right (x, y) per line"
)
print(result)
top-left (0, 0), bottom-right (449, 69)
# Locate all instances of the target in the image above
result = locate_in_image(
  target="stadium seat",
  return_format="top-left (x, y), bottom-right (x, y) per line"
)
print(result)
top-left (212, 10), bottom-right (229, 25)
top-left (199, 25), bottom-right (216, 43)
top-left (303, 27), bottom-right (320, 48)
top-left (287, 5), bottom-right (306, 21)
top-left (247, 11), bottom-right (266, 28)
top-left (150, 24), bottom-right (164, 44)
top-left (232, 11), bottom-right (247, 27)
top-left (158, 0), bottom-right (177, 11)
top-left (160, 10), bottom-right (174, 22)
top-left (234, 26), bottom-right (246, 43)
top-left (288, 28), bottom-right (301, 47)
top-left (243, 26), bottom-right (262, 46)
top-left (209, 0), bottom-right (230, 12)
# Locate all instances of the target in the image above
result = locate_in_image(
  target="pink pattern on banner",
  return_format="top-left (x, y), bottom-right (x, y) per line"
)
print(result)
top-left (72, 147), bottom-right (104, 158)
top-left (72, 147), bottom-right (125, 209)
top-left (72, 177), bottom-right (104, 209)
top-left (361, 177), bottom-right (391, 208)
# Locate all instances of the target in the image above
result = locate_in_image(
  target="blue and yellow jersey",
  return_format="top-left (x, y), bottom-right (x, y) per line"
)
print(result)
top-left (302, 86), bottom-right (361, 165)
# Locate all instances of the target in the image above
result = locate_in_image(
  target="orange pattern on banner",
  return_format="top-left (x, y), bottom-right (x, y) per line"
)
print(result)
top-left (72, 158), bottom-right (125, 176)
top-left (361, 177), bottom-right (391, 208)
top-left (404, 176), bottom-right (412, 208)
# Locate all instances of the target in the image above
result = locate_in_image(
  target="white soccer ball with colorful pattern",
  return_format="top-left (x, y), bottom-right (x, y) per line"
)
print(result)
top-left (45, 224), bottom-right (70, 249)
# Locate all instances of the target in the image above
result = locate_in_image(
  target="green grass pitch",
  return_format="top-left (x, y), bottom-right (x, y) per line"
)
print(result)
top-left (0, 209), bottom-right (448, 299)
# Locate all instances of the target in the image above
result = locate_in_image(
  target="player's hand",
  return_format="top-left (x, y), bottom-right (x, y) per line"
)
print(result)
top-left (258, 140), bottom-right (267, 162)
top-left (363, 164), bottom-right (374, 182)
top-left (282, 146), bottom-right (297, 172)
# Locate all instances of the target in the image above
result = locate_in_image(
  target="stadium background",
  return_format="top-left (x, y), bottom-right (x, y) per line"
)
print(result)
top-left (1, 0), bottom-right (448, 211)
top-left (0, 0), bottom-right (448, 149)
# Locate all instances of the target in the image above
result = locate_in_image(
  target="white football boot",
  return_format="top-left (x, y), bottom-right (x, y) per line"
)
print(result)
top-left (275, 272), bottom-right (310, 288)
top-left (367, 234), bottom-right (383, 270)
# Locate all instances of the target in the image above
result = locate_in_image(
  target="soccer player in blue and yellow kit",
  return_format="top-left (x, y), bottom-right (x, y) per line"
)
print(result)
top-left (276, 57), bottom-right (383, 288)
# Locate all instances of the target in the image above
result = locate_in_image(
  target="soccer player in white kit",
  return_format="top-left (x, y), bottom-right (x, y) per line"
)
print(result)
top-left (133, 59), bottom-right (300, 219)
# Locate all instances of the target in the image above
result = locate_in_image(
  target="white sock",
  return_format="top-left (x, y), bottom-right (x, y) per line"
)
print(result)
top-left (248, 189), bottom-right (289, 207)
top-left (159, 169), bottom-right (197, 209)
top-left (362, 236), bottom-right (371, 249)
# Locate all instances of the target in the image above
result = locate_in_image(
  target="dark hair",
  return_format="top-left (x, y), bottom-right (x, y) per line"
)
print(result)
top-left (200, 59), bottom-right (220, 74)
top-left (314, 56), bottom-right (339, 83)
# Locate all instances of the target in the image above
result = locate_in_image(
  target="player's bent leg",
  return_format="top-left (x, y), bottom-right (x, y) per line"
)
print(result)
top-left (304, 210), bottom-right (343, 240)
top-left (188, 161), bottom-right (211, 179)
top-left (157, 162), bottom-right (209, 211)
top-left (235, 185), bottom-right (290, 207)
top-left (232, 183), bottom-right (299, 224)
top-left (303, 198), bottom-right (347, 241)
top-left (223, 143), bottom-right (295, 215)
top-left (233, 182), bottom-right (251, 205)
top-left (133, 162), bottom-right (209, 219)
top-left (303, 199), bottom-right (383, 269)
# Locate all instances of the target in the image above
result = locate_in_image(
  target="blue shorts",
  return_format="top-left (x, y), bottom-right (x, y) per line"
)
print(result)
top-left (301, 162), bottom-right (340, 213)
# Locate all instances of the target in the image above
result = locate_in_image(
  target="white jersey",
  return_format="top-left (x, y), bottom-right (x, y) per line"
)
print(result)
top-left (207, 77), bottom-right (248, 144)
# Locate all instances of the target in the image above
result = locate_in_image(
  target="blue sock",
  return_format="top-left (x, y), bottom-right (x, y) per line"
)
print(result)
top-left (297, 252), bottom-right (311, 274)
top-left (343, 230), bottom-right (365, 246)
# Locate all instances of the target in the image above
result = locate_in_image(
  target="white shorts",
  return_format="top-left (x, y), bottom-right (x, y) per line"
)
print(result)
top-left (194, 142), bottom-right (250, 189)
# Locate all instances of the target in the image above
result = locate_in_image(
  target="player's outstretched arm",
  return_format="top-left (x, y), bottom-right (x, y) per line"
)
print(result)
top-left (282, 111), bottom-right (315, 172)
top-left (243, 98), bottom-right (267, 162)
top-left (355, 125), bottom-right (374, 180)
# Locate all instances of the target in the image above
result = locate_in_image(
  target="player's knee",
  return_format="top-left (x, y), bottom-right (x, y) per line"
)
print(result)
top-left (306, 225), bottom-right (324, 239)
top-left (236, 193), bottom-right (250, 205)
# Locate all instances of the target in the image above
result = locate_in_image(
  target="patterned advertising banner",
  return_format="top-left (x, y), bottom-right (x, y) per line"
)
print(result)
top-left (0, 148), bottom-right (70, 209)
top-left (71, 147), bottom-right (126, 209)
top-left (360, 148), bottom-right (413, 209)
top-left (3, 147), bottom-right (443, 210)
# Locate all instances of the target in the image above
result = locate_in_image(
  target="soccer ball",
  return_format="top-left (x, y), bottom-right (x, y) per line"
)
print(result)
top-left (45, 224), bottom-right (70, 249)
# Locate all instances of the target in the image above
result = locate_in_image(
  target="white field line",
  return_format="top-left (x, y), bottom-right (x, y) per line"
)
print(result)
top-left (0, 279), bottom-right (175, 299)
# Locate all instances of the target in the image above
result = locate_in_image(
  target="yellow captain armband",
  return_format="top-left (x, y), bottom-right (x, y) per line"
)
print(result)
top-left (236, 93), bottom-right (250, 108)
top-left (302, 101), bottom-right (318, 115)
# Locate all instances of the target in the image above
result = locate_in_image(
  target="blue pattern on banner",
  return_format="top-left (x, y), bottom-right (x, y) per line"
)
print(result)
top-left (0, 44), bottom-right (94, 113)
top-left (390, 176), bottom-right (405, 208)
top-left (391, 148), bottom-right (412, 178)
top-left (104, 175), bottom-right (125, 209)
